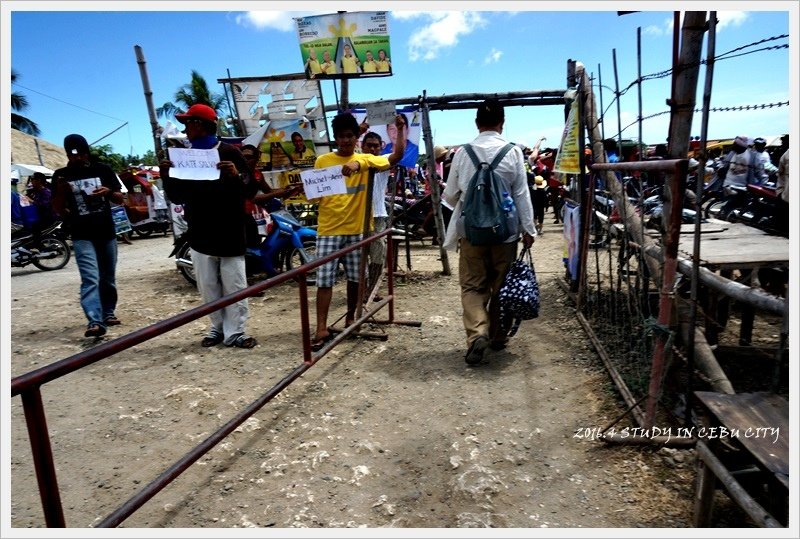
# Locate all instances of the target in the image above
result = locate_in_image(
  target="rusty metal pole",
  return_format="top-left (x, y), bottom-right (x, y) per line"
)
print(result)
top-left (645, 160), bottom-right (688, 427)
top-left (22, 388), bottom-right (66, 527)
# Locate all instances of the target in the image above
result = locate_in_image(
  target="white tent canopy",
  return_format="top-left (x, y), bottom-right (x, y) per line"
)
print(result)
top-left (11, 163), bottom-right (55, 177)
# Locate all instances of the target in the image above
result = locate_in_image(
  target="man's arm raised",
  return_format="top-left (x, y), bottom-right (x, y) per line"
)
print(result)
top-left (387, 114), bottom-right (407, 167)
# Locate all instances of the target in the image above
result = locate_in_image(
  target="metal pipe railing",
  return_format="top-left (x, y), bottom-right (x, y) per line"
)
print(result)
top-left (11, 225), bottom-right (416, 527)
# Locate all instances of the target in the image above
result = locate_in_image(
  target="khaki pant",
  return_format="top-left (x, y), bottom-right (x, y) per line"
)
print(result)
top-left (458, 239), bottom-right (518, 348)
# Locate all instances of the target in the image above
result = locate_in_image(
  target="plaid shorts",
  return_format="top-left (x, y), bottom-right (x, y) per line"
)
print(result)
top-left (316, 234), bottom-right (364, 287)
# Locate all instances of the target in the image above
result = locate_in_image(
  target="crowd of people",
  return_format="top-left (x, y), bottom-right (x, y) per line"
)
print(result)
top-left (15, 98), bottom-right (789, 371)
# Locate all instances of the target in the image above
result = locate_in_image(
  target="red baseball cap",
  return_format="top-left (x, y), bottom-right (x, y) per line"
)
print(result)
top-left (176, 104), bottom-right (217, 124)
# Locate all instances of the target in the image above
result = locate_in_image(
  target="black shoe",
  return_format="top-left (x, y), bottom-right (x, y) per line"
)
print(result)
top-left (490, 340), bottom-right (508, 351)
top-left (84, 324), bottom-right (107, 338)
top-left (465, 336), bottom-right (489, 366)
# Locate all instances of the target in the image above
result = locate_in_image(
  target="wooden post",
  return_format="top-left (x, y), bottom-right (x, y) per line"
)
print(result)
top-left (644, 11), bottom-right (707, 427)
top-left (419, 93), bottom-right (451, 275)
top-left (134, 45), bottom-right (164, 159)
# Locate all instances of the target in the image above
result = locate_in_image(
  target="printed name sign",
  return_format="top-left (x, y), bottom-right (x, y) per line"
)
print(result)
top-left (300, 166), bottom-right (348, 199)
top-left (168, 148), bottom-right (220, 180)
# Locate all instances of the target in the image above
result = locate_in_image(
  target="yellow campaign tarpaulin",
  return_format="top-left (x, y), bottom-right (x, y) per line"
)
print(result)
top-left (264, 168), bottom-right (309, 204)
top-left (554, 98), bottom-right (581, 174)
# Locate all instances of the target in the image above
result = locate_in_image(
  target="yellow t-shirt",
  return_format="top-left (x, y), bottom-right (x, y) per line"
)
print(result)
top-left (362, 60), bottom-right (378, 73)
top-left (341, 55), bottom-right (359, 74)
top-left (312, 152), bottom-right (390, 236)
top-left (321, 61), bottom-right (337, 75)
top-left (376, 60), bottom-right (390, 73)
top-left (307, 59), bottom-right (322, 75)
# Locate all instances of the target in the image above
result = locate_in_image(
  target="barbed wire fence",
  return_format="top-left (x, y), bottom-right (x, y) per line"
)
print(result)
top-left (572, 31), bottom-right (789, 430)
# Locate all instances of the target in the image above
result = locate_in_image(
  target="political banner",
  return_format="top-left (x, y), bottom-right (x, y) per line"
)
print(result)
top-left (554, 98), bottom-right (581, 174)
top-left (296, 11), bottom-right (392, 80)
top-left (352, 107), bottom-right (420, 169)
top-left (242, 118), bottom-right (317, 171)
top-left (563, 201), bottom-right (581, 281)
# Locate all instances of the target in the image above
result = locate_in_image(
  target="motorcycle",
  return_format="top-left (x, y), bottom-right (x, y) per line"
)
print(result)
top-left (11, 221), bottom-right (71, 271)
top-left (388, 193), bottom-right (453, 242)
top-left (169, 208), bottom-right (317, 286)
top-left (726, 182), bottom-right (785, 236)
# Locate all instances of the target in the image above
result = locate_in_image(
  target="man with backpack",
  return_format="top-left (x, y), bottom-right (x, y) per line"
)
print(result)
top-left (442, 99), bottom-right (536, 366)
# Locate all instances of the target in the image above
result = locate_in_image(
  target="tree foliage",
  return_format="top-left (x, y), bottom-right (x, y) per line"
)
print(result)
top-left (156, 70), bottom-right (235, 136)
top-left (88, 145), bottom-right (157, 173)
top-left (11, 69), bottom-right (41, 137)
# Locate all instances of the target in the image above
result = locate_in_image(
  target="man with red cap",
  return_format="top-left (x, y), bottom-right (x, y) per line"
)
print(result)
top-left (160, 104), bottom-right (260, 348)
top-left (52, 133), bottom-right (125, 338)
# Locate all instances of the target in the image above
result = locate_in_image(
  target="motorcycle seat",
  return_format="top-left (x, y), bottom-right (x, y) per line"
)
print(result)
top-left (746, 183), bottom-right (777, 198)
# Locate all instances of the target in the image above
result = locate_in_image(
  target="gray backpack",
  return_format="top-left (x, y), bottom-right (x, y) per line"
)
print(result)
top-left (460, 143), bottom-right (516, 245)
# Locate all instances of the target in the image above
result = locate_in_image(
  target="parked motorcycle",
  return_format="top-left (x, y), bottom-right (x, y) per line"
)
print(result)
top-left (727, 182), bottom-right (785, 236)
top-left (388, 193), bottom-right (453, 242)
top-left (11, 221), bottom-right (71, 271)
top-left (169, 208), bottom-right (317, 286)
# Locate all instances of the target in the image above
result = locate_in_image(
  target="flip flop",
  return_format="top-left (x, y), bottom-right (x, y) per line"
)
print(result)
top-left (310, 333), bottom-right (334, 352)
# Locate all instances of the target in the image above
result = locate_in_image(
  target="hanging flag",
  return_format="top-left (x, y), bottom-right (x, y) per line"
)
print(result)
top-left (554, 98), bottom-right (581, 174)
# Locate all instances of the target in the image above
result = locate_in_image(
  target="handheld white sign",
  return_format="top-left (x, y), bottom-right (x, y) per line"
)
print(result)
top-left (300, 165), bottom-right (348, 199)
top-left (367, 102), bottom-right (397, 126)
top-left (168, 148), bottom-right (220, 180)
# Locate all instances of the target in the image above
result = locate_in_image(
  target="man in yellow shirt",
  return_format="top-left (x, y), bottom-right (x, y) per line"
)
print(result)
top-left (320, 50), bottom-right (337, 76)
top-left (305, 47), bottom-right (322, 78)
top-left (362, 50), bottom-right (378, 73)
top-left (309, 113), bottom-right (405, 351)
top-left (340, 43), bottom-right (361, 74)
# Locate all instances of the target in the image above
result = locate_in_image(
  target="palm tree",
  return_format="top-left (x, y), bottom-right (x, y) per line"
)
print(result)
top-left (11, 69), bottom-right (41, 136)
top-left (156, 70), bottom-right (232, 135)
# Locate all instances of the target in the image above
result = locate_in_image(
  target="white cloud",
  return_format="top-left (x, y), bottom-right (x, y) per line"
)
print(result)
top-left (234, 11), bottom-right (317, 32)
top-left (643, 16), bottom-right (673, 37)
top-left (400, 11), bottom-right (488, 62)
top-left (714, 11), bottom-right (749, 31)
top-left (484, 48), bottom-right (503, 65)
top-left (642, 11), bottom-right (748, 37)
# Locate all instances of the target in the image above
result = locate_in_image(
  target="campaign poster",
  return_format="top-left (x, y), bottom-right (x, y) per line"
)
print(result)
top-left (295, 11), bottom-right (392, 80)
top-left (554, 98), bottom-right (581, 174)
top-left (352, 106), bottom-right (420, 169)
top-left (242, 118), bottom-right (317, 171)
top-left (563, 201), bottom-right (581, 281)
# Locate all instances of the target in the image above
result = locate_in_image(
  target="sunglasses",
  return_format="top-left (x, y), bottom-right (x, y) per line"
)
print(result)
top-left (184, 118), bottom-right (203, 125)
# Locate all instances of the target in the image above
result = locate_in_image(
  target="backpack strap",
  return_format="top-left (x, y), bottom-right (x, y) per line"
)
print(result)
top-left (490, 143), bottom-right (515, 169)
top-left (462, 144), bottom-right (481, 168)
top-left (463, 143), bottom-right (515, 170)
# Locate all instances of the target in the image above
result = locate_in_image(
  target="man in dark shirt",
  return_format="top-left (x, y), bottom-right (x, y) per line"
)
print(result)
top-left (52, 134), bottom-right (125, 338)
top-left (160, 104), bottom-right (259, 348)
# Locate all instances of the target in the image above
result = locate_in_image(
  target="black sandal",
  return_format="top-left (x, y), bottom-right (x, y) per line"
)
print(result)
top-left (228, 334), bottom-right (257, 348)
top-left (310, 333), bottom-right (334, 352)
top-left (201, 331), bottom-right (224, 347)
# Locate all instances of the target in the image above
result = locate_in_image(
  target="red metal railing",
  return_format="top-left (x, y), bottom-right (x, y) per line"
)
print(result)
top-left (10, 227), bottom-right (419, 527)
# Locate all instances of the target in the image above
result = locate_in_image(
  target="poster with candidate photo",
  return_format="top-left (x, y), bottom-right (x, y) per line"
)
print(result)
top-left (295, 11), bottom-right (392, 80)
top-left (353, 107), bottom-right (421, 169)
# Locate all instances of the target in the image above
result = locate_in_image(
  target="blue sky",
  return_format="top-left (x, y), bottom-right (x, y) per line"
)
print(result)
top-left (5, 2), bottom-right (797, 160)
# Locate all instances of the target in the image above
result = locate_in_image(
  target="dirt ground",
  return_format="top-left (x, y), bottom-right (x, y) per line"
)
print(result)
top-left (9, 219), bottom-right (722, 532)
